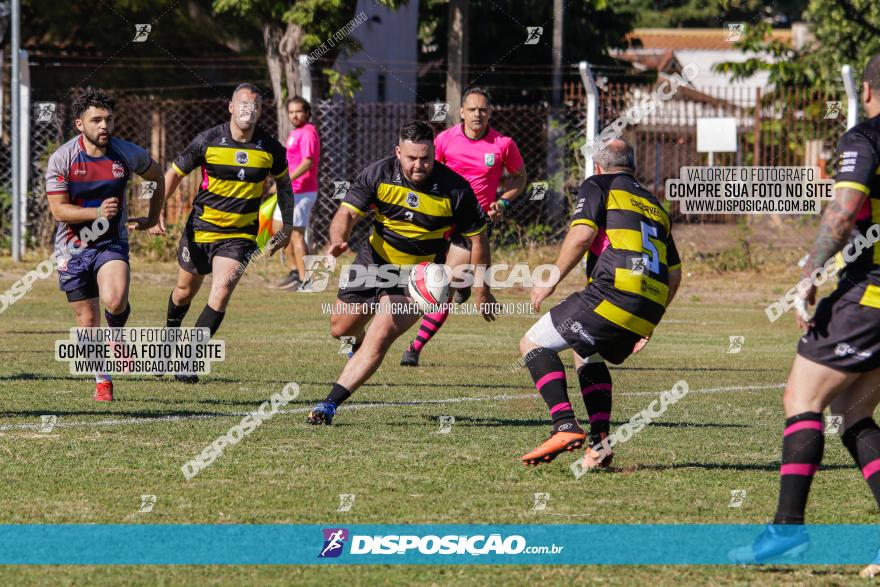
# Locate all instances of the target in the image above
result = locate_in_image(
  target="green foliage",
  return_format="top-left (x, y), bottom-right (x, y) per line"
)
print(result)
top-left (128, 218), bottom-right (186, 261)
top-left (0, 190), bottom-right (12, 252)
top-left (631, 0), bottom-right (807, 28)
top-left (689, 220), bottom-right (758, 272)
top-left (417, 0), bottom-right (639, 103)
top-left (322, 67), bottom-right (363, 100)
top-left (213, 0), bottom-right (404, 101)
top-left (492, 220), bottom-right (556, 250)
top-left (715, 1), bottom-right (880, 92)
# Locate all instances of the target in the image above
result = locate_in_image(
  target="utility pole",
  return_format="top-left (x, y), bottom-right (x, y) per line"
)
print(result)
top-left (445, 0), bottom-right (468, 125)
top-left (11, 0), bottom-right (21, 261)
top-left (551, 0), bottom-right (563, 106)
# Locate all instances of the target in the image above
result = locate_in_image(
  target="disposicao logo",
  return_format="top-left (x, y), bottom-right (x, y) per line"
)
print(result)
top-left (319, 528), bottom-right (349, 558)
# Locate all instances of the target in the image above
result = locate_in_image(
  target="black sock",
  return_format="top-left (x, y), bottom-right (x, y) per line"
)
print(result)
top-left (194, 304), bottom-right (225, 337)
top-left (166, 294), bottom-right (191, 328)
top-left (577, 361), bottom-right (612, 442)
top-left (326, 383), bottom-right (352, 406)
top-left (842, 417), bottom-right (880, 508)
top-left (104, 304), bottom-right (130, 328)
top-left (774, 411), bottom-right (824, 524)
top-left (525, 347), bottom-right (581, 433)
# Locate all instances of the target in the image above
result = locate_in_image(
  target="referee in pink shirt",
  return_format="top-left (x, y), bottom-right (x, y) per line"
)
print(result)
top-left (275, 96), bottom-right (321, 290)
top-left (401, 87), bottom-right (527, 366)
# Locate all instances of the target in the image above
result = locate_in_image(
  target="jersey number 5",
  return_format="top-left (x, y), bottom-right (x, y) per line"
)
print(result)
top-left (640, 221), bottom-right (661, 274)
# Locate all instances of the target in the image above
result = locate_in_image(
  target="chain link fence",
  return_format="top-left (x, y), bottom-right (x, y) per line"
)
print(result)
top-left (1, 83), bottom-right (852, 254)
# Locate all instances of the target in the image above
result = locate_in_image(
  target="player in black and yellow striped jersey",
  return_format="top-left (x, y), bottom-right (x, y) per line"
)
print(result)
top-left (155, 83), bottom-right (295, 383)
top-left (518, 139), bottom-right (683, 466)
top-left (729, 55), bottom-right (880, 568)
top-left (306, 121), bottom-right (497, 425)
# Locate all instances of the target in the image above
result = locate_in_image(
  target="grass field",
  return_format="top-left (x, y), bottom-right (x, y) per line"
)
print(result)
top-left (0, 226), bottom-right (875, 585)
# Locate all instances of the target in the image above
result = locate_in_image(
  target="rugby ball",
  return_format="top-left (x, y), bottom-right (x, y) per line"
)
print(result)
top-left (408, 262), bottom-right (450, 312)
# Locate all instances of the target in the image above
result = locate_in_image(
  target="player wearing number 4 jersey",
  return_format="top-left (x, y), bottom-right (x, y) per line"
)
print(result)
top-left (730, 55), bottom-right (880, 575)
top-left (154, 83), bottom-right (295, 384)
top-left (519, 139), bottom-right (682, 466)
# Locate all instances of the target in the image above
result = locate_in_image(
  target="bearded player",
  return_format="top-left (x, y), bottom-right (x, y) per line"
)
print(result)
top-left (400, 87), bottom-right (526, 366)
top-left (306, 121), bottom-right (496, 425)
top-left (518, 139), bottom-right (682, 466)
top-left (45, 90), bottom-right (166, 401)
top-left (730, 55), bottom-right (880, 570)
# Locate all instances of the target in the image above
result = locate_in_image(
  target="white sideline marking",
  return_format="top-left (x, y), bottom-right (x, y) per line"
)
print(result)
top-left (0, 383), bottom-right (783, 432)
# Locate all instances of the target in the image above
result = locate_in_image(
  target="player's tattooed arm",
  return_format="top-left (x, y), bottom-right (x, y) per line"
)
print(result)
top-left (804, 186), bottom-right (866, 277)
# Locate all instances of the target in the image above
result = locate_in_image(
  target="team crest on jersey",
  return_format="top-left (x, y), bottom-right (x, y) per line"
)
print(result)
top-left (235, 151), bottom-right (249, 165)
top-left (484, 153), bottom-right (495, 167)
top-left (406, 192), bottom-right (419, 208)
top-left (111, 162), bottom-right (125, 179)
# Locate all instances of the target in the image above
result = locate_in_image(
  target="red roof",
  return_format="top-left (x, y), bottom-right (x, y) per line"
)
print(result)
top-left (627, 27), bottom-right (792, 50)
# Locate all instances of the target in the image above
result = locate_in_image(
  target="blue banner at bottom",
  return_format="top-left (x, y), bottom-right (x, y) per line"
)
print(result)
top-left (1, 524), bottom-right (877, 565)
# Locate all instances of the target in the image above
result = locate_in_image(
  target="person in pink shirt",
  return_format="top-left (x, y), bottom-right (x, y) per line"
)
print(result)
top-left (401, 87), bottom-right (527, 366)
top-left (275, 96), bottom-right (320, 290)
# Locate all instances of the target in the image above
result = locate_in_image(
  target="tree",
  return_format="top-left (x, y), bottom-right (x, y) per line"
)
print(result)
top-left (213, 0), bottom-right (404, 135)
top-left (714, 0), bottom-right (880, 91)
top-left (630, 0), bottom-right (808, 28)
top-left (417, 0), bottom-right (640, 103)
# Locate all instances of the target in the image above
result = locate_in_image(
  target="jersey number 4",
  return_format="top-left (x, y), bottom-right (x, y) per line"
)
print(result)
top-left (237, 168), bottom-right (246, 180)
top-left (640, 221), bottom-right (661, 274)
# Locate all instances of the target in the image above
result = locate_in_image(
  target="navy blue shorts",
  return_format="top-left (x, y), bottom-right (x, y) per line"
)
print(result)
top-left (57, 241), bottom-right (129, 302)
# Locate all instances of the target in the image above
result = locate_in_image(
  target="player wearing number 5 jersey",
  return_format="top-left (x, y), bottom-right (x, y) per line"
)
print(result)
top-left (518, 139), bottom-right (682, 466)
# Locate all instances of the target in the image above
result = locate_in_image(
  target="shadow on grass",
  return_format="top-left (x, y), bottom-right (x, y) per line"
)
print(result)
top-left (630, 462), bottom-right (852, 472)
top-left (0, 408), bottom-right (237, 419)
top-left (0, 372), bottom-right (239, 383)
top-left (4, 330), bottom-right (70, 334)
top-left (415, 415), bottom-right (751, 429)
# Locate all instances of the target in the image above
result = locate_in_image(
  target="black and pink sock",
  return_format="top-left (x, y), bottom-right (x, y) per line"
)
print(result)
top-left (524, 347), bottom-right (581, 433)
top-left (773, 411), bottom-right (824, 524)
top-left (577, 362), bottom-right (612, 441)
top-left (410, 311), bottom-right (448, 353)
top-left (842, 417), bottom-right (880, 507)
